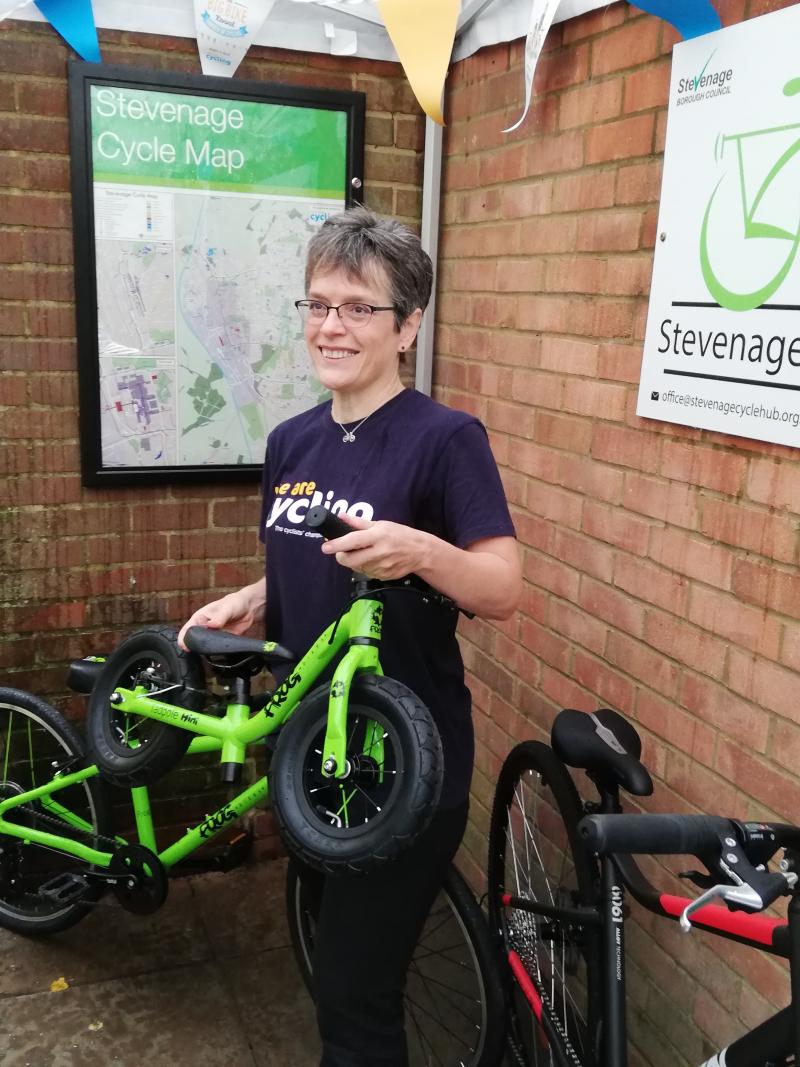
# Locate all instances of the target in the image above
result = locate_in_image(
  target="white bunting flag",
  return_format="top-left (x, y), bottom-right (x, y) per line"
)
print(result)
top-left (504, 0), bottom-right (561, 133)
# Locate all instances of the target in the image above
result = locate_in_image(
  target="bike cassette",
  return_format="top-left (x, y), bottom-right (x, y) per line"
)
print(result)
top-left (109, 844), bottom-right (168, 915)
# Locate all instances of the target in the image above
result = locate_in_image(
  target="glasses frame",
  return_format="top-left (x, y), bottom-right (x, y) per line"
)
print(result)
top-left (294, 299), bottom-right (396, 329)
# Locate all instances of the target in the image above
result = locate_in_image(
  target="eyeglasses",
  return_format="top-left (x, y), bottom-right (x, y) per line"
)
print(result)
top-left (294, 300), bottom-right (396, 329)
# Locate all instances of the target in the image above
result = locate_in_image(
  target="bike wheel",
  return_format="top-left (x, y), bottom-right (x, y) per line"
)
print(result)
top-left (270, 675), bottom-right (442, 873)
top-left (0, 688), bottom-right (114, 934)
top-left (488, 741), bottom-right (601, 1067)
top-left (286, 860), bottom-right (506, 1066)
top-left (87, 626), bottom-right (205, 787)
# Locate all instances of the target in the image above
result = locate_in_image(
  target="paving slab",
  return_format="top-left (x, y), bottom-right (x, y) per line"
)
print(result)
top-left (1, 858), bottom-right (319, 1067)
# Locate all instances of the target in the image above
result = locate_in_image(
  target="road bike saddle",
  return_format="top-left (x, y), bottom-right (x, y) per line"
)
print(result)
top-left (184, 627), bottom-right (296, 666)
top-left (551, 707), bottom-right (653, 797)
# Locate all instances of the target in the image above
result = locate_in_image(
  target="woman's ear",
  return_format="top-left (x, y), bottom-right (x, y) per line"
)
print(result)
top-left (398, 307), bottom-right (422, 351)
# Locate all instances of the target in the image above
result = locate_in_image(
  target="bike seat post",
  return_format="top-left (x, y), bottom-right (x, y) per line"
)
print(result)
top-left (219, 673), bottom-right (252, 785)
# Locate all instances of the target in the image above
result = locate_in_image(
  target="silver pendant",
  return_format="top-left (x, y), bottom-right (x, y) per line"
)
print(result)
top-left (342, 432), bottom-right (356, 443)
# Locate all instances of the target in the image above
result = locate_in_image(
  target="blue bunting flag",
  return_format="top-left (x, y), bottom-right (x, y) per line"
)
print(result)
top-left (34, 0), bottom-right (101, 62)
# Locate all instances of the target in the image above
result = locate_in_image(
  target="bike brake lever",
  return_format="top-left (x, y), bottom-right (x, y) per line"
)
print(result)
top-left (679, 883), bottom-right (764, 932)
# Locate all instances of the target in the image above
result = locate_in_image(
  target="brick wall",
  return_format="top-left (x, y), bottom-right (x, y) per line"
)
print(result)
top-left (0, 18), bottom-right (424, 855)
top-left (436, 1), bottom-right (799, 1063)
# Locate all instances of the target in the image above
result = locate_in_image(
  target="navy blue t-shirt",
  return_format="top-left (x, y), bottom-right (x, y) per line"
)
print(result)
top-left (259, 388), bottom-right (515, 806)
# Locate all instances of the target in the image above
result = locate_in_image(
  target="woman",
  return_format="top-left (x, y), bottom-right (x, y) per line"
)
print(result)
top-left (180, 206), bottom-right (521, 1066)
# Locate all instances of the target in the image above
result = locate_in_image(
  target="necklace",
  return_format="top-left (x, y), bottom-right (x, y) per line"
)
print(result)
top-left (332, 386), bottom-right (404, 443)
top-left (335, 412), bottom-right (372, 443)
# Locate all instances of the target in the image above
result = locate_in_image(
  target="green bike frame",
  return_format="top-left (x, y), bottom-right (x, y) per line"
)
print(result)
top-left (0, 592), bottom-right (386, 872)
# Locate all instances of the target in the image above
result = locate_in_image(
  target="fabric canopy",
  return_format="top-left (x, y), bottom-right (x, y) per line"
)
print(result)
top-left (7, 0), bottom-right (609, 62)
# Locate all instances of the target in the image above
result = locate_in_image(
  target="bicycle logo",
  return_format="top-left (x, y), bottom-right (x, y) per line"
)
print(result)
top-left (699, 77), bottom-right (800, 311)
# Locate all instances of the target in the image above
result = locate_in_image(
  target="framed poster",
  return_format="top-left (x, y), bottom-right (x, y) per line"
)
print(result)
top-left (636, 5), bottom-right (800, 448)
top-left (68, 63), bottom-right (365, 486)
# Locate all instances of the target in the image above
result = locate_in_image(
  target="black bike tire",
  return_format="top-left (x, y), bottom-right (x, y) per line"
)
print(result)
top-left (487, 741), bottom-right (601, 1067)
top-left (86, 626), bottom-right (205, 788)
top-left (0, 687), bottom-right (114, 935)
top-left (285, 859), bottom-right (506, 1067)
top-left (270, 675), bottom-right (443, 874)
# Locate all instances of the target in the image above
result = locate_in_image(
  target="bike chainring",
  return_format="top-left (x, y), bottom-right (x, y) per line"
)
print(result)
top-left (109, 844), bottom-right (169, 914)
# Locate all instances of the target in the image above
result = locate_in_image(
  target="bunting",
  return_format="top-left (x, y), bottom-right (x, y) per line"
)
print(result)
top-left (376, 0), bottom-right (460, 125)
top-left (632, 0), bottom-right (721, 40)
top-left (33, 0), bottom-right (100, 62)
top-left (194, 0), bottom-right (277, 77)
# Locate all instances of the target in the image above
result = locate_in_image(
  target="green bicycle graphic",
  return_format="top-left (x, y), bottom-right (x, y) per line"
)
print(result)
top-left (700, 77), bottom-right (800, 312)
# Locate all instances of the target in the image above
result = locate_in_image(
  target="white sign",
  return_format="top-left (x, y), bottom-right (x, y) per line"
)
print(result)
top-left (637, 5), bottom-right (800, 448)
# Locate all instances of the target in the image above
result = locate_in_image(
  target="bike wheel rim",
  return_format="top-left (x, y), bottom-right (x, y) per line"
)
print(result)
top-left (500, 765), bottom-right (592, 1065)
top-left (0, 700), bottom-right (101, 923)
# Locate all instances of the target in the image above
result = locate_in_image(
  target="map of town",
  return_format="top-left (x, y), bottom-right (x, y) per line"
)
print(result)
top-left (96, 187), bottom-right (337, 469)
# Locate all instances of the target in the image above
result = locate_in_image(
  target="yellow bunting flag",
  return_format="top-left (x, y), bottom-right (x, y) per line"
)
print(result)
top-left (376, 0), bottom-right (460, 125)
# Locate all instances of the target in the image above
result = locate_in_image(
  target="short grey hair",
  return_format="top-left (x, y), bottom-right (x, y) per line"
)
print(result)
top-left (305, 206), bottom-right (433, 330)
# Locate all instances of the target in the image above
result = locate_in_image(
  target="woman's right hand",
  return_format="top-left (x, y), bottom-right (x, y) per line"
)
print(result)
top-left (178, 579), bottom-right (266, 650)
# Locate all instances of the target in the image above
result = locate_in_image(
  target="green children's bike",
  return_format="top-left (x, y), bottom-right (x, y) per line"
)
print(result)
top-left (0, 506), bottom-right (506, 1066)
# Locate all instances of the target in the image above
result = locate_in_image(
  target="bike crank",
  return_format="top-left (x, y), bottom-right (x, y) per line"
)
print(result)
top-left (109, 844), bottom-right (168, 914)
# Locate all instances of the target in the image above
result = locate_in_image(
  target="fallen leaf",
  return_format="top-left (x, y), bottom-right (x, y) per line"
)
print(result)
top-left (50, 977), bottom-right (69, 992)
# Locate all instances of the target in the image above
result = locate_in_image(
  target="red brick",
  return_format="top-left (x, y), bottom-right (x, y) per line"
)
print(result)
top-left (526, 481), bottom-right (583, 529)
top-left (727, 647), bottom-right (800, 723)
top-left (534, 42), bottom-right (590, 94)
top-left (582, 500), bottom-right (651, 555)
top-left (579, 576), bottom-right (646, 637)
top-left (747, 457), bottom-right (800, 513)
top-left (616, 160), bottom-right (664, 205)
top-left (573, 650), bottom-right (636, 711)
top-left (520, 616), bottom-right (571, 673)
top-left (585, 113), bottom-right (655, 165)
top-left (608, 630), bottom-right (679, 696)
top-left (545, 256), bottom-right (607, 296)
top-left (508, 368), bottom-right (563, 411)
top-left (731, 558), bottom-right (800, 620)
top-left (522, 550), bottom-right (580, 602)
top-left (499, 180), bottom-right (553, 219)
top-left (534, 410), bottom-right (592, 453)
top-left (622, 473), bottom-right (700, 529)
top-left (679, 674), bottom-right (770, 754)
top-left (716, 739), bottom-right (800, 821)
top-left (590, 20), bottom-right (661, 77)
top-left (524, 131), bottom-right (584, 178)
top-left (649, 528), bottom-right (732, 590)
top-left (559, 78), bottom-right (622, 129)
top-left (614, 554), bottom-right (688, 615)
top-left (661, 440), bottom-right (747, 495)
top-left (623, 62), bottom-right (671, 113)
top-left (699, 498), bottom-right (797, 564)
top-left (593, 423), bottom-right (659, 471)
top-left (644, 609), bottom-right (727, 679)
top-left (562, 5), bottom-right (626, 43)
top-left (563, 378), bottom-right (628, 420)
top-left (551, 170), bottom-right (616, 212)
top-left (605, 256), bottom-right (652, 297)
top-left (552, 527), bottom-right (615, 582)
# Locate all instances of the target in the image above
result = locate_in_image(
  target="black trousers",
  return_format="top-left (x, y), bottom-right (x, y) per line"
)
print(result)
top-left (300, 801), bottom-right (469, 1067)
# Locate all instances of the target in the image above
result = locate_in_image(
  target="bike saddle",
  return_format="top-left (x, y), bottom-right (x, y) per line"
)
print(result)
top-left (184, 627), bottom-right (296, 667)
top-left (551, 708), bottom-right (653, 797)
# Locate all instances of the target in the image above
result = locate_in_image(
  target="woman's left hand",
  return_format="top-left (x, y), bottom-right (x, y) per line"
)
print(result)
top-left (320, 514), bottom-right (426, 580)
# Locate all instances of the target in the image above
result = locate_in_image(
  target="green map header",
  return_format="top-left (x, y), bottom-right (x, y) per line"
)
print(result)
top-left (90, 86), bottom-right (347, 197)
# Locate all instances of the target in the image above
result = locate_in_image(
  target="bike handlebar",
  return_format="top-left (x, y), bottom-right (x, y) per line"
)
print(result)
top-left (302, 505), bottom-right (471, 617)
top-left (305, 504), bottom-right (353, 541)
top-left (579, 813), bottom-right (736, 857)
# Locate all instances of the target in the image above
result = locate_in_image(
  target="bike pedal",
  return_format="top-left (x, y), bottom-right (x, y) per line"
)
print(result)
top-left (39, 872), bottom-right (90, 906)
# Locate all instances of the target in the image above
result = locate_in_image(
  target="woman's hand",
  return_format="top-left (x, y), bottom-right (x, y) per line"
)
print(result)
top-left (321, 515), bottom-right (521, 620)
top-left (320, 514), bottom-right (426, 581)
top-left (178, 579), bottom-right (266, 650)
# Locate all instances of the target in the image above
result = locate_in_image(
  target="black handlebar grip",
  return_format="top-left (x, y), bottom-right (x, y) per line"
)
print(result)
top-left (578, 813), bottom-right (735, 857)
top-left (304, 504), bottom-right (353, 540)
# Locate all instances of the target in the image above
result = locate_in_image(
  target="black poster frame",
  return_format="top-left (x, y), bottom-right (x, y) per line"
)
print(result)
top-left (68, 61), bottom-right (365, 487)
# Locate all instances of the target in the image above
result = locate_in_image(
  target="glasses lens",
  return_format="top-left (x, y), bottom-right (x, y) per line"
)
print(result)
top-left (297, 301), bottom-right (328, 323)
top-left (339, 303), bottom-right (373, 328)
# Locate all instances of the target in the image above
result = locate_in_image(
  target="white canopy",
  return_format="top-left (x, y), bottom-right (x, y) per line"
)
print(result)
top-left (9, 0), bottom-right (607, 62)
